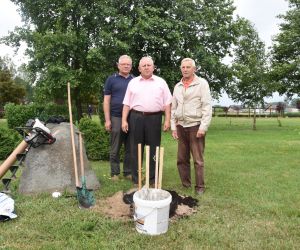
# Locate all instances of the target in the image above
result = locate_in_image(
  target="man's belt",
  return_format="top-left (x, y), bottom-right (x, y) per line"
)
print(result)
top-left (131, 109), bottom-right (162, 116)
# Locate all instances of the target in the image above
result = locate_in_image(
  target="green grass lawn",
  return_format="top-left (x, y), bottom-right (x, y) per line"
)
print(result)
top-left (0, 117), bottom-right (299, 249)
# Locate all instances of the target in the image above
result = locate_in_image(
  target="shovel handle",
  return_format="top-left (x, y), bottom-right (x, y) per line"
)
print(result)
top-left (67, 82), bottom-right (79, 187)
top-left (79, 132), bottom-right (84, 178)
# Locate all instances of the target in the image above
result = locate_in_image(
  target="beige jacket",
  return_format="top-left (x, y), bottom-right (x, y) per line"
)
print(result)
top-left (171, 74), bottom-right (212, 131)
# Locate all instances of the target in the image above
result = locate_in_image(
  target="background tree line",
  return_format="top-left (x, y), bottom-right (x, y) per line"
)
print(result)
top-left (0, 0), bottom-right (299, 121)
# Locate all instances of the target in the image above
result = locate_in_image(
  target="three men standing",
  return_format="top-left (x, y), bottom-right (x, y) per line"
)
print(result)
top-left (103, 55), bottom-right (134, 180)
top-left (171, 58), bottom-right (212, 195)
top-left (104, 55), bottom-right (212, 194)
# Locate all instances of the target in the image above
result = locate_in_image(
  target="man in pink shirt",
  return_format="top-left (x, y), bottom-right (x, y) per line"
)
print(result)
top-left (122, 56), bottom-right (172, 186)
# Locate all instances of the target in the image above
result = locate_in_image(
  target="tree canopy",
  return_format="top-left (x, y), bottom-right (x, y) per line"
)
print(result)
top-left (270, 0), bottom-right (300, 97)
top-left (229, 19), bottom-right (272, 130)
top-left (230, 18), bottom-right (271, 107)
top-left (3, 0), bottom-right (246, 118)
top-left (0, 57), bottom-right (26, 107)
top-left (106, 0), bottom-right (241, 92)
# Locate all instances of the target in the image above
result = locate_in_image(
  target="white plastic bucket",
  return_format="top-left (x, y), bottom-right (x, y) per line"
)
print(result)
top-left (133, 188), bottom-right (172, 235)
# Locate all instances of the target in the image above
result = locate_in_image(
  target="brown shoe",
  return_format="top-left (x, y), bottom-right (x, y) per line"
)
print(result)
top-left (196, 188), bottom-right (205, 195)
top-left (111, 175), bottom-right (119, 181)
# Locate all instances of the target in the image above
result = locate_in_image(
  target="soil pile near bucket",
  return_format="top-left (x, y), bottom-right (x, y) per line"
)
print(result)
top-left (124, 189), bottom-right (198, 218)
top-left (92, 189), bottom-right (198, 221)
top-left (91, 191), bottom-right (132, 220)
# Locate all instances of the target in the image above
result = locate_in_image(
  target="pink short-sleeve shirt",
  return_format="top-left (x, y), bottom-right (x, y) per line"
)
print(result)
top-left (123, 75), bottom-right (172, 112)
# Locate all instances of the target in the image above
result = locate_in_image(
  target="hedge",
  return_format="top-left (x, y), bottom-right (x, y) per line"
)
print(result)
top-left (0, 127), bottom-right (22, 160)
top-left (4, 103), bottom-right (70, 129)
top-left (216, 113), bottom-right (299, 118)
top-left (0, 117), bottom-right (110, 161)
top-left (78, 117), bottom-right (110, 161)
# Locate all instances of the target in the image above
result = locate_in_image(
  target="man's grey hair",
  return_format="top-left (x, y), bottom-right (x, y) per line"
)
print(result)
top-left (181, 58), bottom-right (196, 67)
top-left (139, 56), bottom-right (154, 66)
top-left (118, 55), bottom-right (132, 64)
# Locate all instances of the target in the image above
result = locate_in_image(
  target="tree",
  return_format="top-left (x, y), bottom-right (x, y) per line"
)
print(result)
top-left (2, 0), bottom-right (244, 119)
top-left (229, 19), bottom-right (270, 130)
top-left (270, 1), bottom-right (300, 97)
top-left (3, 0), bottom-right (111, 119)
top-left (107, 0), bottom-right (242, 92)
top-left (291, 98), bottom-right (300, 109)
top-left (14, 63), bottom-right (34, 103)
top-left (0, 57), bottom-right (26, 107)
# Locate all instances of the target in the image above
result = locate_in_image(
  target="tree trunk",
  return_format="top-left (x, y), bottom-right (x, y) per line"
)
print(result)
top-left (277, 115), bottom-right (282, 127)
top-left (253, 107), bottom-right (256, 130)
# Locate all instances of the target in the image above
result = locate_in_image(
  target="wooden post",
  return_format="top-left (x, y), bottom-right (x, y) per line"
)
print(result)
top-left (145, 145), bottom-right (150, 188)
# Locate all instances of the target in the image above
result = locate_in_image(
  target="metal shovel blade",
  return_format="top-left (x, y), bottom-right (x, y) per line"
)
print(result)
top-left (76, 177), bottom-right (95, 209)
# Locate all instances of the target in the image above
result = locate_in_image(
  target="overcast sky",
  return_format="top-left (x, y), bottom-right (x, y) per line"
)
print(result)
top-left (0, 0), bottom-right (290, 104)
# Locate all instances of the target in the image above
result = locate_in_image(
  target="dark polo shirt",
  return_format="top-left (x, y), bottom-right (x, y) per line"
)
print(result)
top-left (103, 73), bottom-right (134, 117)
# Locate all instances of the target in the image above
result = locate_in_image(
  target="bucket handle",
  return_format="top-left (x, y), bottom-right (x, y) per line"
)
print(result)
top-left (134, 208), bottom-right (155, 222)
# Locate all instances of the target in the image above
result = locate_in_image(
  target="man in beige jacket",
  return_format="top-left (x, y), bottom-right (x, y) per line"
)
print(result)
top-left (171, 58), bottom-right (212, 195)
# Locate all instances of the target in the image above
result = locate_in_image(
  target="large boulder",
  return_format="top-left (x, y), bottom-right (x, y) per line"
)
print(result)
top-left (19, 122), bottom-right (100, 194)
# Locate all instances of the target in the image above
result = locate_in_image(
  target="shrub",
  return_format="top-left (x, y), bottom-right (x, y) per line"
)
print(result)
top-left (0, 127), bottom-right (22, 160)
top-left (78, 117), bottom-right (110, 160)
top-left (4, 103), bottom-right (38, 129)
top-left (4, 103), bottom-right (70, 129)
top-left (285, 112), bottom-right (300, 118)
top-left (217, 113), bottom-right (281, 118)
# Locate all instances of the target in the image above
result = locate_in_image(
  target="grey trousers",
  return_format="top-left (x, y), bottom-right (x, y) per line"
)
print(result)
top-left (176, 125), bottom-right (205, 190)
top-left (110, 116), bottom-right (131, 176)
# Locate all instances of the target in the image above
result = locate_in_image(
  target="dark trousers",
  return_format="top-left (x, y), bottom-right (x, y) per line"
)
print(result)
top-left (176, 125), bottom-right (205, 190)
top-left (110, 116), bottom-right (131, 176)
top-left (129, 111), bottom-right (162, 184)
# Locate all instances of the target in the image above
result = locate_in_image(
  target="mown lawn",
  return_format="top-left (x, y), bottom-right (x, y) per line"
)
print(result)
top-left (0, 117), bottom-right (299, 249)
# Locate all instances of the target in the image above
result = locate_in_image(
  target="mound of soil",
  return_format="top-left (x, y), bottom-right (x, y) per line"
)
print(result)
top-left (92, 189), bottom-right (198, 221)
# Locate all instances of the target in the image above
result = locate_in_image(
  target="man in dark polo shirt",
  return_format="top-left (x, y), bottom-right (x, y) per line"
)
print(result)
top-left (103, 55), bottom-right (134, 181)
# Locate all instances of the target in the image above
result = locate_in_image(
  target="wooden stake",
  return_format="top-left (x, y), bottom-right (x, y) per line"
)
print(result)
top-left (155, 146), bottom-right (159, 189)
top-left (158, 147), bottom-right (164, 189)
top-left (138, 143), bottom-right (142, 190)
top-left (145, 145), bottom-right (150, 189)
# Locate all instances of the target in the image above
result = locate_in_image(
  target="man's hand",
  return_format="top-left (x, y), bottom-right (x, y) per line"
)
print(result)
top-left (122, 121), bottom-right (129, 133)
top-left (196, 129), bottom-right (206, 138)
top-left (172, 130), bottom-right (178, 140)
top-left (104, 120), bottom-right (112, 132)
top-left (163, 120), bottom-right (170, 131)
